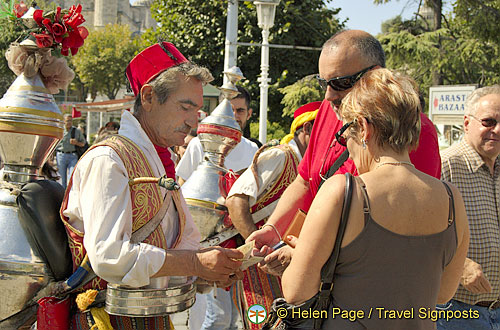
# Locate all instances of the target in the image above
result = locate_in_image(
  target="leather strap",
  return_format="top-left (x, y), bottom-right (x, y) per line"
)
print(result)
top-left (315, 173), bottom-right (353, 324)
top-left (130, 192), bottom-right (172, 244)
top-left (319, 149), bottom-right (349, 189)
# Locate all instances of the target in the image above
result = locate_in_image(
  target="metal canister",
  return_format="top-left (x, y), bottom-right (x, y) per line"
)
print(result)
top-left (181, 68), bottom-right (245, 245)
top-left (105, 276), bottom-right (196, 316)
top-left (0, 72), bottom-right (63, 327)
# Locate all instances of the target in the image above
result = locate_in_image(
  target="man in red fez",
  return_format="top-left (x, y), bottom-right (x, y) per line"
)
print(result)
top-left (60, 42), bottom-right (244, 330)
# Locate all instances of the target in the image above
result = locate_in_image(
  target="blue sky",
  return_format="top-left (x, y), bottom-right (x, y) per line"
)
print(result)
top-left (329, 0), bottom-right (419, 35)
top-left (328, 0), bottom-right (453, 35)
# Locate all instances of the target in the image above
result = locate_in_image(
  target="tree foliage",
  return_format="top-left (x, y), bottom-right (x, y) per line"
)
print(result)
top-left (144, 0), bottom-right (343, 138)
top-left (377, 0), bottom-right (500, 109)
top-left (71, 24), bottom-right (143, 100)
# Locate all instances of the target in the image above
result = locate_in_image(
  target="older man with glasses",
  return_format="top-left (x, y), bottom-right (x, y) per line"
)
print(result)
top-left (247, 29), bottom-right (441, 276)
top-left (438, 85), bottom-right (500, 330)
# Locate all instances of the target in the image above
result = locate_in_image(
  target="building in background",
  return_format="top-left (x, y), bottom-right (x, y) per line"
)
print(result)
top-left (50, 0), bottom-right (155, 35)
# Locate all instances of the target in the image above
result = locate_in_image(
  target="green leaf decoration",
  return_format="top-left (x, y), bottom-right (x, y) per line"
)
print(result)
top-left (0, 0), bottom-right (17, 19)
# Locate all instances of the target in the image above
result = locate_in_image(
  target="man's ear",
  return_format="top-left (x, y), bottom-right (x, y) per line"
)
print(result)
top-left (303, 121), bottom-right (313, 135)
top-left (463, 115), bottom-right (470, 134)
top-left (140, 85), bottom-right (154, 112)
top-left (247, 108), bottom-right (253, 120)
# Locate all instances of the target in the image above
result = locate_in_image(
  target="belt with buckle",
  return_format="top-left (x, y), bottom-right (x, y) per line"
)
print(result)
top-left (476, 300), bottom-right (500, 309)
top-left (58, 151), bottom-right (75, 154)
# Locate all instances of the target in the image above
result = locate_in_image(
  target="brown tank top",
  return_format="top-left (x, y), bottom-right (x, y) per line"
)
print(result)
top-left (321, 178), bottom-right (458, 330)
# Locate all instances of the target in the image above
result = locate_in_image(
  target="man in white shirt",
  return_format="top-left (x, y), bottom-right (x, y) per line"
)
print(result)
top-left (60, 42), bottom-right (243, 330)
top-left (179, 86), bottom-right (258, 330)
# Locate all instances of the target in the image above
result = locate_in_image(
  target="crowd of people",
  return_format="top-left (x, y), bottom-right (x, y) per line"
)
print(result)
top-left (20, 27), bottom-right (500, 330)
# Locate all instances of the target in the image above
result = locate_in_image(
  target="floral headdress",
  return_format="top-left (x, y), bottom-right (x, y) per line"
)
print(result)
top-left (2, 1), bottom-right (89, 94)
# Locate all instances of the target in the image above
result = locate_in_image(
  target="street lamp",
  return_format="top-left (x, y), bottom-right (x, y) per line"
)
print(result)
top-left (255, 0), bottom-right (280, 144)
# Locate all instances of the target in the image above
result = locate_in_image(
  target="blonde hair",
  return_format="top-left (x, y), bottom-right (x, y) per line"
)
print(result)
top-left (339, 68), bottom-right (421, 154)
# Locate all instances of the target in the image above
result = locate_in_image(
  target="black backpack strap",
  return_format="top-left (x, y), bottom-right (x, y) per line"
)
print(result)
top-left (71, 126), bottom-right (75, 139)
top-left (319, 149), bottom-right (349, 190)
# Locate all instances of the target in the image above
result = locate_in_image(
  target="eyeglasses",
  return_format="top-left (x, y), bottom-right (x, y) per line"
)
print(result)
top-left (335, 121), bottom-right (354, 147)
top-left (470, 115), bottom-right (500, 128)
top-left (316, 65), bottom-right (376, 91)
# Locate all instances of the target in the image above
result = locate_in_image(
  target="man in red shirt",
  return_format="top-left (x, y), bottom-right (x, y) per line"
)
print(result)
top-left (247, 30), bottom-right (441, 275)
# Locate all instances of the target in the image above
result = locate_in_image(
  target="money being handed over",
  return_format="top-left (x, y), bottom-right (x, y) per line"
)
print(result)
top-left (237, 240), bottom-right (264, 271)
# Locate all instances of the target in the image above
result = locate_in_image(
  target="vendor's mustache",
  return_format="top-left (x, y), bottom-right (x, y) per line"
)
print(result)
top-left (174, 125), bottom-right (191, 134)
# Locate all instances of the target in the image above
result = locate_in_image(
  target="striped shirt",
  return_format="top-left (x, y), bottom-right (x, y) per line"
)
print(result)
top-left (441, 138), bottom-right (500, 305)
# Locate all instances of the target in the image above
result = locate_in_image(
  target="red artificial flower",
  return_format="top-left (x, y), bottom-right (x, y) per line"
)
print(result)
top-left (42, 18), bottom-right (53, 34)
top-left (32, 33), bottom-right (54, 48)
top-left (52, 22), bottom-right (67, 43)
top-left (55, 7), bottom-right (61, 23)
top-left (61, 47), bottom-right (69, 56)
top-left (33, 9), bottom-right (44, 27)
top-left (63, 4), bottom-right (85, 29)
top-left (61, 25), bottom-right (88, 56)
top-left (78, 26), bottom-right (89, 39)
top-left (13, 1), bottom-right (28, 18)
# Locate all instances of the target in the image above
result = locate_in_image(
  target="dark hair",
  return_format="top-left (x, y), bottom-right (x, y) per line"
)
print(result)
top-left (323, 30), bottom-right (386, 68)
top-left (105, 121), bottom-right (120, 130)
top-left (219, 85), bottom-right (251, 109)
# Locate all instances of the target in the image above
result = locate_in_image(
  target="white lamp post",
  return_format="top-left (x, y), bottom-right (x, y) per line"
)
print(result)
top-left (255, 0), bottom-right (279, 144)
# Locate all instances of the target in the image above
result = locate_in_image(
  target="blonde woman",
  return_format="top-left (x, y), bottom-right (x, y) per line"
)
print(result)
top-left (282, 69), bottom-right (469, 330)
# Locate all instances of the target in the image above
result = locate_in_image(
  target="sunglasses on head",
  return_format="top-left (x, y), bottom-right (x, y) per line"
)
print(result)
top-left (470, 115), bottom-right (500, 128)
top-left (316, 65), bottom-right (376, 92)
top-left (335, 121), bottom-right (355, 147)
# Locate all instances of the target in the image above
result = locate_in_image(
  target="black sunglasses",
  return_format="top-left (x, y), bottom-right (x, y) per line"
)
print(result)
top-left (470, 115), bottom-right (499, 128)
top-left (316, 65), bottom-right (376, 92)
top-left (335, 121), bottom-right (355, 147)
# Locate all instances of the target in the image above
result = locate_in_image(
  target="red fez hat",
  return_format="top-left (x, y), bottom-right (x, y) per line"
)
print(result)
top-left (294, 101), bottom-right (322, 118)
top-left (126, 42), bottom-right (189, 96)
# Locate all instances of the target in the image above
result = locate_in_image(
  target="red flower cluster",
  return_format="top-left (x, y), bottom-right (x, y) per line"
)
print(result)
top-left (31, 4), bottom-right (88, 56)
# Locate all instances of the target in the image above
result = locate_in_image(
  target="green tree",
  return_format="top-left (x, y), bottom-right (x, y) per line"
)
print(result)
top-left (71, 24), bottom-right (143, 100)
top-left (144, 0), bottom-right (343, 137)
top-left (378, 3), bottom-right (500, 108)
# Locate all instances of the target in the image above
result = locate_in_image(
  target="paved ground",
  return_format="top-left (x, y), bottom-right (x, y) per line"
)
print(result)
top-left (170, 309), bottom-right (244, 330)
top-left (171, 310), bottom-right (189, 330)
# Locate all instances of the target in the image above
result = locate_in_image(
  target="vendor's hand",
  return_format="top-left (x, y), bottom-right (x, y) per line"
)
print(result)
top-left (194, 247), bottom-right (243, 282)
top-left (258, 242), bottom-right (295, 277)
top-left (461, 258), bottom-right (492, 294)
top-left (246, 225), bottom-right (281, 249)
top-left (216, 271), bottom-right (244, 288)
top-left (69, 138), bottom-right (78, 145)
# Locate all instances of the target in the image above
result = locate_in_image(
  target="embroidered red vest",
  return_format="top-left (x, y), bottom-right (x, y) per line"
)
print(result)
top-left (221, 144), bottom-right (299, 248)
top-left (250, 144), bottom-right (299, 220)
top-left (60, 134), bottom-right (186, 290)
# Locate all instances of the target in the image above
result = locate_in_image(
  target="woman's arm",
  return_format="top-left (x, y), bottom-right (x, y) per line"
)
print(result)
top-left (282, 174), bottom-right (346, 304)
top-left (437, 184), bottom-right (470, 304)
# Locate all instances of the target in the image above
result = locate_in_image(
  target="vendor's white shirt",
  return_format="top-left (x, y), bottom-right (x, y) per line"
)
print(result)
top-left (64, 110), bottom-right (201, 288)
top-left (175, 136), bottom-right (258, 181)
top-left (227, 139), bottom-right (301, 206)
